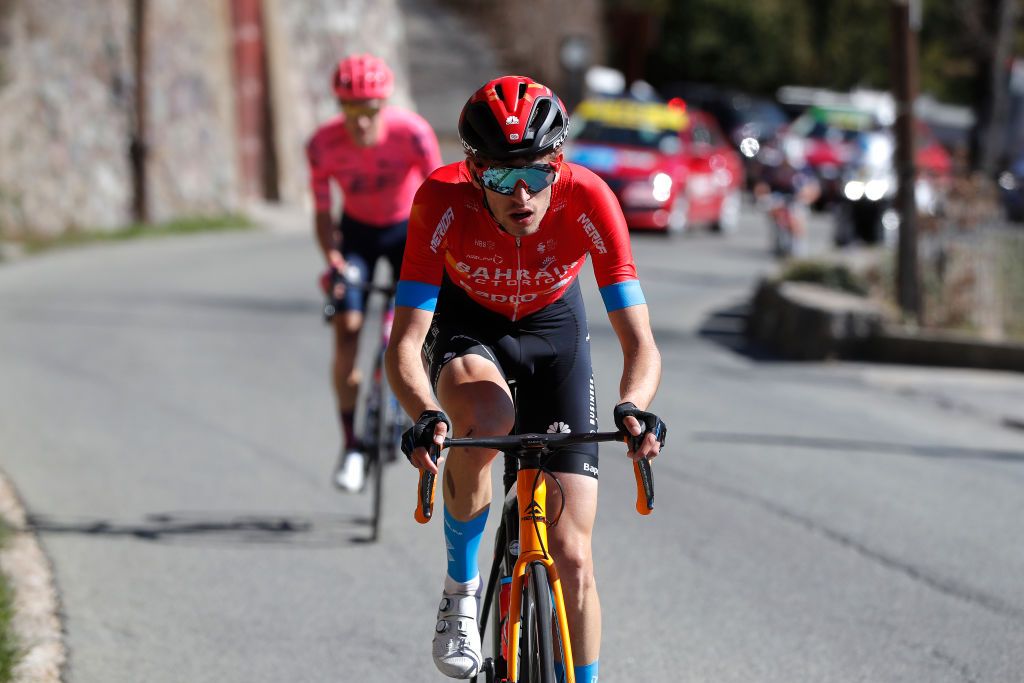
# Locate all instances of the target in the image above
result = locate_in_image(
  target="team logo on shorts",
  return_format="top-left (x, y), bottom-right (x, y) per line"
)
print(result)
top-left (547, 421), bottom-right (571, 434)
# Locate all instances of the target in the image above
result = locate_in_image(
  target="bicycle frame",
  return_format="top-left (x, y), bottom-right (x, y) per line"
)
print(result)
top-left (415, 431), bottom-right (654, 683)
top-left (325, 274), bottom-right (403, 540)
top-left (505, 452), bottom-right (574, 682)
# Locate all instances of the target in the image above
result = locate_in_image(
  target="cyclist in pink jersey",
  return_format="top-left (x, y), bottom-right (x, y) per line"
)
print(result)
top-left (307, 53), bottom-right (441, 491)
top-left (385, 76), bottom-right (666, 681)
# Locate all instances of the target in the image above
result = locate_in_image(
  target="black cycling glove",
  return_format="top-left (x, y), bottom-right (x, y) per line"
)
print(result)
top-left (401, 410), bottom-right (453, 462)
top-left (613, 402), bottom-right (668, 453)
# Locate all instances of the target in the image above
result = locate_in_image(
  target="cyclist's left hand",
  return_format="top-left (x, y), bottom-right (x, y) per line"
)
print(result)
top-left (613, 402), bottom-right (667, 461)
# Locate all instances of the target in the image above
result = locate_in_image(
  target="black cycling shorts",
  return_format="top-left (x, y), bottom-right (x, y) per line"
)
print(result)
top-left (423, 276), bottom-right (600, 479)
top-left (336, 214), bottom-right (407, 313)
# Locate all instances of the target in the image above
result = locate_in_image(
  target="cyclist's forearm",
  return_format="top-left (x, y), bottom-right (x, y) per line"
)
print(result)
top-left (314, 211), bottom-right (340, 262)
top-left (385, 307), bottom-right (435, 405)
top-left (385, 333), bottom-right (440, 419)
top-left (609, 305), bottom-right (662, 409)
top-left (618, 342), bottom-right (661, 409)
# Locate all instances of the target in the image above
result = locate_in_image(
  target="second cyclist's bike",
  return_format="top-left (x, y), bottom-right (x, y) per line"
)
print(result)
top-left (324, 273), bottom-right (406, 542)
top-left (414, 430), bottom-right (656, 682)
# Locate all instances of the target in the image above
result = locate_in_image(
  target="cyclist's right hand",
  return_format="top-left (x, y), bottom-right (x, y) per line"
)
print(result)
top-left (401, 410), bottom-right (451, 474)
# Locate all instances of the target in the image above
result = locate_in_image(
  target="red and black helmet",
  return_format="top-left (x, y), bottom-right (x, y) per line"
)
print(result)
top-left (333, 53), bottom-right (394, 100)
top-left (458, 76), bottom-right (569, 161)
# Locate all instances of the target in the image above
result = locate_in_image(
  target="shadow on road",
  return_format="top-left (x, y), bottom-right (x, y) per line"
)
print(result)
top-left (694, 431), bottom-right (1024, 463)
top-left (26, 511), bottom-right (380, 547)
top-left (697, 300), bottom-right (779, 361)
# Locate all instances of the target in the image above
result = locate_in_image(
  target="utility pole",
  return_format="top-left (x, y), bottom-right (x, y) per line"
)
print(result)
top-left (891, 0), bottom-right (921, 322)
top-left (129, 0), bottom-right (149, 224)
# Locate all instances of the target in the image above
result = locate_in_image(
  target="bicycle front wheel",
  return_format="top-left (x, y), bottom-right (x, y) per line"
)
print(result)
top-left (521, 562), bottom-right (557, 683)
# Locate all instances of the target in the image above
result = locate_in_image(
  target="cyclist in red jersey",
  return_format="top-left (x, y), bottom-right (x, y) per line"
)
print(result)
top-left (386, 76), bottom-right (666, 681)
top-left (307, 54), bottom-right (442, 492)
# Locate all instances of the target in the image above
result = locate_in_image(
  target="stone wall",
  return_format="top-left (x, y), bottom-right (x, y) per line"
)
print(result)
top-left (266, 0), bottom-right (410, 210)
top-left (145, 1), bottom-right (238, 224)
top-left (0, 0), bottom-right (409, 236)
top-left (0, 0), bottom-right (134, 236)
top-left (440, 0), bottom-right (607, 102)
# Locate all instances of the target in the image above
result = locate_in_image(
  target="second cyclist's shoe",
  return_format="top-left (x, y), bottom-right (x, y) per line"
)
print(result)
top-left (334, 450), bottom-right (365, 492)
top-left (432, 589), bottom-right (482, 678)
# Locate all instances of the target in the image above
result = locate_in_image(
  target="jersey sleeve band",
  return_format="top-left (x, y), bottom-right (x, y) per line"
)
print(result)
top-left (396, 280), bottom-right (440, 311)
top-left (599, 279), bottom-right (646, 312)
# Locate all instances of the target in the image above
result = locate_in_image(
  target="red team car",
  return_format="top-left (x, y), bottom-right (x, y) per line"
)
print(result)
top-left (565, 97), bottom-right (745, 234)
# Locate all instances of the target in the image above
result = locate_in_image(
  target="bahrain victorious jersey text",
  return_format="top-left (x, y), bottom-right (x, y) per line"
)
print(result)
top-left (397, 161), bottom-right (646, 320)
top-left (306, 107), bottom-right (442, 226)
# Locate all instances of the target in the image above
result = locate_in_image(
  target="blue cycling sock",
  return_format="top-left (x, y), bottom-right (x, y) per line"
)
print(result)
top-left (443, 506), bottom-right (488, 583)
top-left (576, 661), bottom-right (599, 683)
top-left (555, 660), bottom-right (598, 683)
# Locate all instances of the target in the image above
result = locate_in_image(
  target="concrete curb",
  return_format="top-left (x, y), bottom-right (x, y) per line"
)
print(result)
top-left (0, 470), bottom-right (65, 683)
top-left (747, 278), bottom-right (1024, 372)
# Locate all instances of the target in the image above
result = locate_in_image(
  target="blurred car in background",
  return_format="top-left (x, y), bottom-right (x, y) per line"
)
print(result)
top-left (565, 97), bottom-right (744, 234)
top-left (660, 82), bottom-right (791, 191)
top-left (833, 121), bottom-right (953, 245)
top-left (779, 105), bottom-right (875, 207)
top-left (998, 153), bottom-right (1024, 223)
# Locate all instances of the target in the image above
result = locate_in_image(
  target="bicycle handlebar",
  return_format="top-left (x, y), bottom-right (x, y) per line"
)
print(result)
top-left (414, 431), bottom-right (654, 524)
top-left (323, 271), bottom-right (396, 321)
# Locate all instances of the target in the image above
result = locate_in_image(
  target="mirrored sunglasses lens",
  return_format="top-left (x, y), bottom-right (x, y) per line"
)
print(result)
top-left (481, 166), bottom-right (554, 195)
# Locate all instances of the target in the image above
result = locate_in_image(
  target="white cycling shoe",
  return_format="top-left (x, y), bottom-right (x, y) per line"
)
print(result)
top-left (432, 590), bottom-right (482, 678)
top-left (334, 450), bottom-right (365, 492)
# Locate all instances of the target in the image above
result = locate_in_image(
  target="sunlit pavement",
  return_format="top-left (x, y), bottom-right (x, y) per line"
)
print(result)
top-left (0, 198), bottom-right (1021, 681)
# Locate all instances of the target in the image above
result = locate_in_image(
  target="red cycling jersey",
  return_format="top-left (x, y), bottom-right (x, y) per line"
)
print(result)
top-left (397, 161), bottom-right (645, 320)
top-left (306, 107), bottom-right (442, 226)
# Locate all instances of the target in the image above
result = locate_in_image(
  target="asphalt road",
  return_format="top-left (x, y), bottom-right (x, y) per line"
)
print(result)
top-left (1, 206), bottom-right (1022, 682)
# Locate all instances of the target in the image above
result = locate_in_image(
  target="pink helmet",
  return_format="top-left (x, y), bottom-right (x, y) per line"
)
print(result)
top-left (333, 54), bottom-right (394, 100)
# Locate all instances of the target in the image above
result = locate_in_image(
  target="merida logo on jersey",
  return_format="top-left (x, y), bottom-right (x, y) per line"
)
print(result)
top-left (577, 213), bottom-right (607, 254)
top-left (430, 207), bottom-right (455, 253)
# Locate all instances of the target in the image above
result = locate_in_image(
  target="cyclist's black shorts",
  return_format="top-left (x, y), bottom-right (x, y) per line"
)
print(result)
top-left (336, 213), bottom-right (407, 313)
top-left (423, 275), bottom-right (599, 479)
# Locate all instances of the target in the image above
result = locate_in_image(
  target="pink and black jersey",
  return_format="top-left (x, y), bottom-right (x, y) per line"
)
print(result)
top-left (306, 107), bottom-right (442, 226)
top-left (397, 161), bottom-right (645, 320)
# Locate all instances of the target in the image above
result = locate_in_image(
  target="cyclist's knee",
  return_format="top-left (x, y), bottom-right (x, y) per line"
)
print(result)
top-left (552, 538), bottom-right (595, 590)
top-left (333, 312), bottom-right (363, 338)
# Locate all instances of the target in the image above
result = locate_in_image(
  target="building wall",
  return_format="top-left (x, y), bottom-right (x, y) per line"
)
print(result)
top-left (266, 0), bottom-right (410, 210)
top-left (440, 0), bottom-right (607, 103)
top-left (0, 0), bottom-right (410, 237)
top-left (145, 0), bottom-right (239, 224)
top-left (0, 1), bottom-right (134, 236)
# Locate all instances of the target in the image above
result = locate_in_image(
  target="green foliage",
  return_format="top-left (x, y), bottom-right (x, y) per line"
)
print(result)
top-left (0, 522), bottom-right (18, 682)
top-left (778, 259), bottom-right (870, 297)
top-left (638, 0), bottom-right (1022, 105)
top-left (17, 214), bottom-right (254, 255)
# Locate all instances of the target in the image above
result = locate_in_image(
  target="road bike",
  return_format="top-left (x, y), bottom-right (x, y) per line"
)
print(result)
top-left (324, 274), bottom-right (407, 542)
top-left (414, 430), bottom-right (655, 682)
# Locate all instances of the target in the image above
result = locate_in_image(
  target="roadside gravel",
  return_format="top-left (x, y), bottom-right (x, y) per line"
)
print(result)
top-left (0, 471), bottom-right (64, 683)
